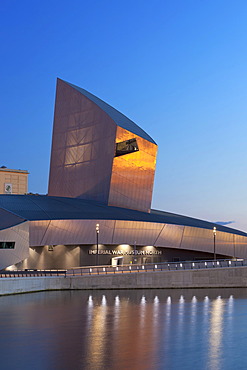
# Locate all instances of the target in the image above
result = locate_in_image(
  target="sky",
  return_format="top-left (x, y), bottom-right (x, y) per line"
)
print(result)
top-left (1, 0), bottom-right (247, 231)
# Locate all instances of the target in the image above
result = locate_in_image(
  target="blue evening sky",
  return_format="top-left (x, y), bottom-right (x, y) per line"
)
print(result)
top-left (1, 0), bottom-right (247, 231)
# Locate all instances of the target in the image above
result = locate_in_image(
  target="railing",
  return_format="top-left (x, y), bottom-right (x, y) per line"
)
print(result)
top-left (0, 269), bottom-right (67, 278)
top-left (1, 259), bottom-right (247, 278)
top-left (66, 258), bottom-right (247, 277)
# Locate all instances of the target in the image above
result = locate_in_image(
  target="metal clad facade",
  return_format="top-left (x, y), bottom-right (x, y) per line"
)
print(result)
top-left (48, 79), bottom-right (157, 213)
top-left (155, 224), bottom-right (184, 249)
top-left (28, 219), bottom-right (247, 259)
top-left (109, 127), bottom-right (157, 212)
top-left (0, 222), bottom-right (29, 270)
top-left (48, 79), bottom-right (117, 203)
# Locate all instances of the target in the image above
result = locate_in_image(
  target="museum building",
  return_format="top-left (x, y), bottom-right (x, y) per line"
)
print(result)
top-left (0, 78), bottom-right (247, 270)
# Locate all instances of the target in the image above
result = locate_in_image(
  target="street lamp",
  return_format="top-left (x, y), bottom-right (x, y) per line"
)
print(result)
top-left (213, 227), bottom-right (217, 261)
top-left (133, 240), bottom-right (137, 264)
top-left (96, 223), bottom-right (99, 265)
top-left (233, 234), bottom-right (236, 260)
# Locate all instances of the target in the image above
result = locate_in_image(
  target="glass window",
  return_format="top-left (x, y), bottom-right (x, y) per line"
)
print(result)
top-left (115, 138), bottom-right (139, 157)
top-left (0, 242), bottom-right (15, 249)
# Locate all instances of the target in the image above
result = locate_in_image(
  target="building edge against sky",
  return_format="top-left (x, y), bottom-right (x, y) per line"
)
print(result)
top-left (0, 78), bottom-right (247, 270)
top-left (48, 78), bottom-right (157, 213)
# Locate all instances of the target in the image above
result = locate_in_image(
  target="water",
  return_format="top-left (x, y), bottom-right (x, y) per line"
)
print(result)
top-left (1, 288), bottom-right (247, 370)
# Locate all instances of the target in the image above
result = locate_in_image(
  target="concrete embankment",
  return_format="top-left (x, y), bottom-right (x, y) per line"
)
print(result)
top-left (1, 266), bottom-right (247, 295)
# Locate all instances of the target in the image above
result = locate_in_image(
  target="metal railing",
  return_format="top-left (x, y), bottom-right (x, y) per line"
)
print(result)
top-left (0, 269), bottom-right (67, 278)
top-left (1, 258), bottom-right (247, 278)
top-left (66, 258), bottom-right (247, 277)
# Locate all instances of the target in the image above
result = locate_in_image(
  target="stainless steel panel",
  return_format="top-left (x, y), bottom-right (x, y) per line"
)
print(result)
top-left (154, 224), bottom-right (184, 248)
top-left (29, 220), bottom-right (51, 246)
top-left (109, 127), bottom-right (157, 212)
top-left (181, 227), bottom-right (235, 256)
top-left (0, 221), bottom-right (29, 269)
top-left (30, 219), bottom-right (116, 247)
top-left (48, 79), bottom-right (117, 203)
top-left (234, 235), bottom-right (247, 258)
top-left (112, 221), bottom-right (163, 246)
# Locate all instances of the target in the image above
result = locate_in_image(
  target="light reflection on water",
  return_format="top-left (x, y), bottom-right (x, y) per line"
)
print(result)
top-left (209, 296), bottom-right (225, 370)
top-left (1, 289), bottom-right (247, 369)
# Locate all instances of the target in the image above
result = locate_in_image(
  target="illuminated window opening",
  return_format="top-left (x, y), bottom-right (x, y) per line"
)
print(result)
top-left (115, 138), bottom-right (139, 157)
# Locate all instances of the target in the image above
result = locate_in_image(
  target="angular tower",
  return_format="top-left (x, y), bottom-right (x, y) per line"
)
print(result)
top-left (48, 79), bottom-right (157, 212)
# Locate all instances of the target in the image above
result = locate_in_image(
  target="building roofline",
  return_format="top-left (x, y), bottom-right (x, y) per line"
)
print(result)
top-left (0, 194), bottom-right (246, 237)
top-left (0, 168), bottom-right (29, 174)
top-left (59, 78), bottom-right (157, 145)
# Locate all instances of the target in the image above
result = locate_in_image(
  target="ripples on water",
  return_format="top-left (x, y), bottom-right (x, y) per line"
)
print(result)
top-left (1, 288), bottom-right (247, 370)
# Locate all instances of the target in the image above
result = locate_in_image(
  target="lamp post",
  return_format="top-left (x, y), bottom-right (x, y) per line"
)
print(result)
top-left (213, 227), bottom-right (217, 261)
top-left (233, 234), bottom-right (236, 260)
top-left (96, 223), bottom-right (99, 266)
top-left (133, 240), bottom-right (137, 264)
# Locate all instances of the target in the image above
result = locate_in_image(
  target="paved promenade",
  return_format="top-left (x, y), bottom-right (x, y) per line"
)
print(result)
top-left (1, 265), bottom-right (247, 295)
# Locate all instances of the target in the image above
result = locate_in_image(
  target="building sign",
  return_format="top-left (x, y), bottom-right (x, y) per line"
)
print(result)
top-left (4, 183), bottom-right (12, 194)
top-left (89, 249), bottom-right (162, 255)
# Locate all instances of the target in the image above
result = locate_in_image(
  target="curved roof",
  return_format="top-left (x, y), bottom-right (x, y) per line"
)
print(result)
top-left (0, 194), bottom-right (246, 237)
top-left (62, 79), bottom-right (157, 145)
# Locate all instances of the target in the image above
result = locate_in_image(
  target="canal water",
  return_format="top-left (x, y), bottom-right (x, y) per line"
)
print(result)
top-left (0, 288), bottom-right (247, 370)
